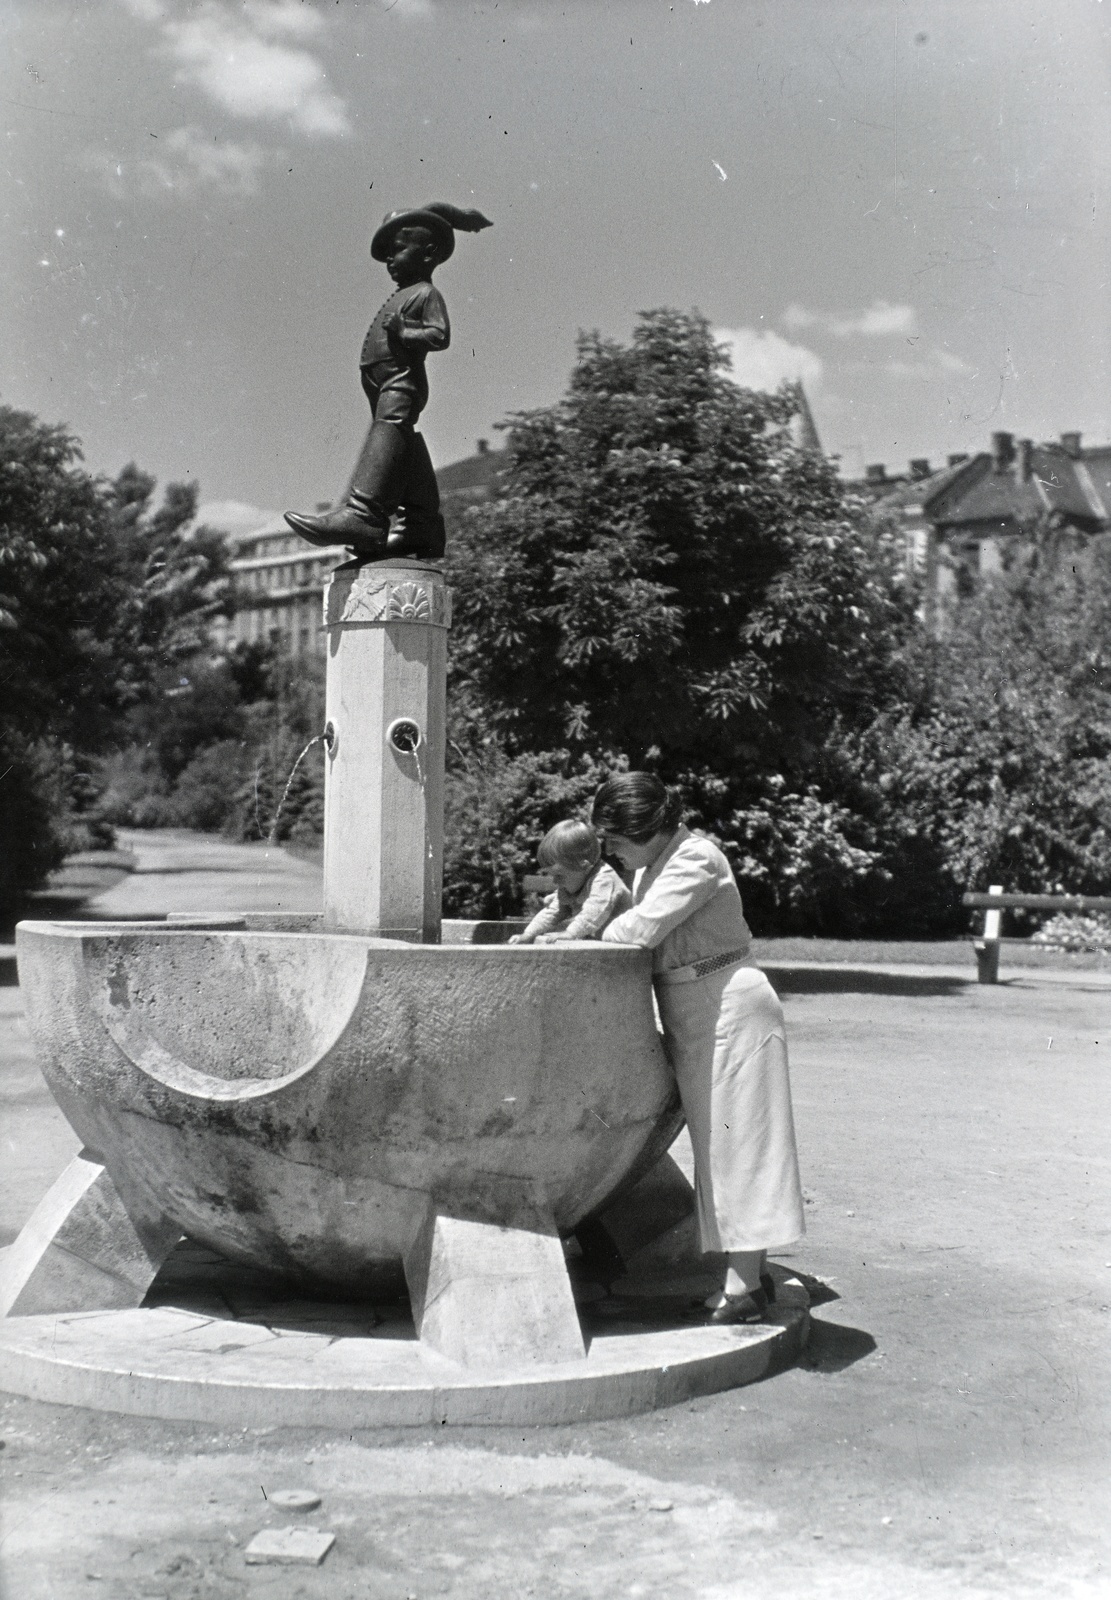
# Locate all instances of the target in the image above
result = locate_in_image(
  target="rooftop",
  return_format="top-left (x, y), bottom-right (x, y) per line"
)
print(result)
top-left (861, 432), bottom-right (1111, 533)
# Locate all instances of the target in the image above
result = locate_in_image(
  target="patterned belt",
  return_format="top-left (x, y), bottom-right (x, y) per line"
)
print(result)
top-left (656, 949), bottom-right (751, 986)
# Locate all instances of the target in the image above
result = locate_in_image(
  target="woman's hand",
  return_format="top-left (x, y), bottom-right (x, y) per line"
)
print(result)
top-left (535, 932), bottom-right (571, 945)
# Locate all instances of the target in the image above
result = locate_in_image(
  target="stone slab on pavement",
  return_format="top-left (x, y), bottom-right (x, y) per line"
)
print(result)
top-left (244, 1525), bottom-right (335, 1565)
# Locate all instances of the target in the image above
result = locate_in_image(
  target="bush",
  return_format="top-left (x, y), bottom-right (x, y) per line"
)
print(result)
top-left (0, 734), bottom-right (114, 911)
top-left (443, 742), bottom-right (611, 919)
top-left (163, 739), bottom-right (251, 832)
top-left (830, 550), bottom-right (1111, 932)
top-left (0, 735), bottom-right (70, 907)
top-left (1032, 912), bottom-right (1111, 953)
top-left (718, 775), bottom-right (886, 935)
top-left (95, 745), bottom-right (170, 826)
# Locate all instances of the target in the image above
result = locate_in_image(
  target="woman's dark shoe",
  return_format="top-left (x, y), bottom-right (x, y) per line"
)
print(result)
top-left (707, 1286), bottom-right (770, 1325)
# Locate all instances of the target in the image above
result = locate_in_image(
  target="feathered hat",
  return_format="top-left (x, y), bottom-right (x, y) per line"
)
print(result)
top-left (371, 202), bottom-right (493, 263)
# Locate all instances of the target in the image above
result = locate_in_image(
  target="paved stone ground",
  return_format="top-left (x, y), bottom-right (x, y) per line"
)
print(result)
top-left (1, 831), bottom-right (1109, 1598)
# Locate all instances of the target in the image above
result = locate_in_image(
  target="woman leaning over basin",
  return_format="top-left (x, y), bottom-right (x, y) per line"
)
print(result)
top-left (593, 773), bottom-right (805, 1324)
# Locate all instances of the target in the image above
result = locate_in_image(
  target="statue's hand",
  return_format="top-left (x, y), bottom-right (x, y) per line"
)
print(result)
top-left (384, 311), bottom-right (418, 349)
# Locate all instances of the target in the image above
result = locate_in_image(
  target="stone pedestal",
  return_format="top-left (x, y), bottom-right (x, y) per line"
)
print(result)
top-left (322, 560), bottom-right (450, 940)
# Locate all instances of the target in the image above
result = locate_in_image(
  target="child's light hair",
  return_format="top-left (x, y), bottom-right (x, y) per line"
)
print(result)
top-left (536, 819), bottom-right (601, 872)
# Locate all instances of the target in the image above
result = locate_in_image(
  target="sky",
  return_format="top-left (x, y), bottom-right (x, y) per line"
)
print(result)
top-left (3, 0), bottom-right (1109, 531)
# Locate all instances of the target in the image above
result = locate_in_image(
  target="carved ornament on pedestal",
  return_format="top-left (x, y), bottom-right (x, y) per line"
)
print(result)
top-left (324, 566), bottom-right (451, 631)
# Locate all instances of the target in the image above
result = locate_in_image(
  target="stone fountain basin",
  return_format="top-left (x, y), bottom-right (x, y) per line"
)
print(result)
top-left (15, 923), bottom-right (679, 1291)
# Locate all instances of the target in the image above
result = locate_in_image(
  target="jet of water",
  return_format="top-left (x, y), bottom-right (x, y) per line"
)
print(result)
top-left (267, 731), bottom-right (329, 847)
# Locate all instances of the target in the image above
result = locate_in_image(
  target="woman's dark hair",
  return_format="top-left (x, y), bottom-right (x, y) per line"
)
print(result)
top-left (591, 773), bottom-right (684, 845)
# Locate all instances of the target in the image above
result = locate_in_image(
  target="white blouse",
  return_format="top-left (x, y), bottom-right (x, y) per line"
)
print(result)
top-left (601, 826), bottom-right (753, 976)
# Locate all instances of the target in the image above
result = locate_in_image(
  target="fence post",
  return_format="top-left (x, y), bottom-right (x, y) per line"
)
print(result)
top-left (973, 884), bottom-right (1003, 983)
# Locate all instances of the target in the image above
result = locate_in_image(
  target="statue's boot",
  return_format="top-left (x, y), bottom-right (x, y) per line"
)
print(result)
top-left (386, 507), bottom-right (446, 562)
top-left (284, 490), bottom-right (389, 560)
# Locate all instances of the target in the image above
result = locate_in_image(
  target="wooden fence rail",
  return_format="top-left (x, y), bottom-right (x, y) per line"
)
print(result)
top-left (962, 893), bottom-right (1111, 915)
top-left (963, 887), bottom-right (1111, 982)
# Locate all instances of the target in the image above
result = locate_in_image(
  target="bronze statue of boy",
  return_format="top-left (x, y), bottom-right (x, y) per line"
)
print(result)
top-left (285, 201), bottom-right (491, 563)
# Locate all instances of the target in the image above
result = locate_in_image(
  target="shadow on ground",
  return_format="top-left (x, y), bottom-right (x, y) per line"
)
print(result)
top-left (764, 965), bottom-right (972, 998)
top-left (796, 1316), bottom-right (878, 1374)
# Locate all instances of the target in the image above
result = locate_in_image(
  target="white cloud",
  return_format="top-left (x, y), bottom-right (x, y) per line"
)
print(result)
top-left (932, 347), bottom-right (974, 375)
top-left (783, 299), bottom-right (919, 339)
top-left (85, 126), bottom-right (274, 198)
top-left (883, 347), bottom-right (975, 380)
top-left (241, 1), bottom-right (331, 41)
top-left (195, 499), bottom-right (279, 539)
top-left (714, 326), bottom-right (824, 394)
top-left (122, 0), bottom-right (350, 137)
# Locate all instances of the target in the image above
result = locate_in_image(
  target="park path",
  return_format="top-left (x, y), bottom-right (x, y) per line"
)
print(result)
top-left (79, 827), bottom-right (324, 920)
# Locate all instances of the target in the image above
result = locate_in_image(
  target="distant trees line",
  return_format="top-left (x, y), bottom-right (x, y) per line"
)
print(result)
top-left (3, 308), bottom-right (1109, 931)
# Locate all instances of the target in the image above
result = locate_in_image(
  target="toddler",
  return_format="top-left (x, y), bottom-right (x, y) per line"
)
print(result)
top-left (511, 821), bottom-right (631, 944)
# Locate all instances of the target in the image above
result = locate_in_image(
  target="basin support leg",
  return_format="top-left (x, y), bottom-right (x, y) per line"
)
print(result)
top-left (588, 1151), bottom-right (699, 1277)
top-left (0, 1151), bottom-right (182, 1318)
top-left (404, 1203), bottom-right (586, 1369)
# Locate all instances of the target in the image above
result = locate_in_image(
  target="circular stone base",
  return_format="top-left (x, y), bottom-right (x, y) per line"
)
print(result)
top-left (0, 1250), bottom-right (810, 1428)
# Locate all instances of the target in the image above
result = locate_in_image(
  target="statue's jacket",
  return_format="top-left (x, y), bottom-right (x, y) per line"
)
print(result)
top-left (359, 281), bottom-right (450, 423)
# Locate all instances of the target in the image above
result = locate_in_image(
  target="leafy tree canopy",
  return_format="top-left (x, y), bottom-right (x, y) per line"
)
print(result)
top-left (442, 310), bottom-right (912, 923)
top-left (0, 404), bottom-right (234, 906)
top-left (0, 405), bottom-right (232, 748)
top-left (0, 406), bottom-right (122, 744)
top-left (447, 309), bottom-right (908, 785)
top-left (838, 546), bottom-right (1111, 926)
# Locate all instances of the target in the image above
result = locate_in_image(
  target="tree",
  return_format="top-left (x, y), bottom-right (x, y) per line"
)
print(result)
top-left (102, 464), bottom-right (233, 720)
top-left (444, 310), bottom-right (910, 928)
top-left (0, 407), bottom-right (125, 748)
top-left (0, 405), bottom-right (235, 905)
top-left (834, 544), bottom-right (1111, 931)
top-left (0, 408), bottom-right (128, 903)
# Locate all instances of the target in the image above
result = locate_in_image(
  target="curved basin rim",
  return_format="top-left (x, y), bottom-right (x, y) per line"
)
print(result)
top-left (17, 924), bottom-right (659, 1106)
top-left (70, 927), bottom-right (385, 1103)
